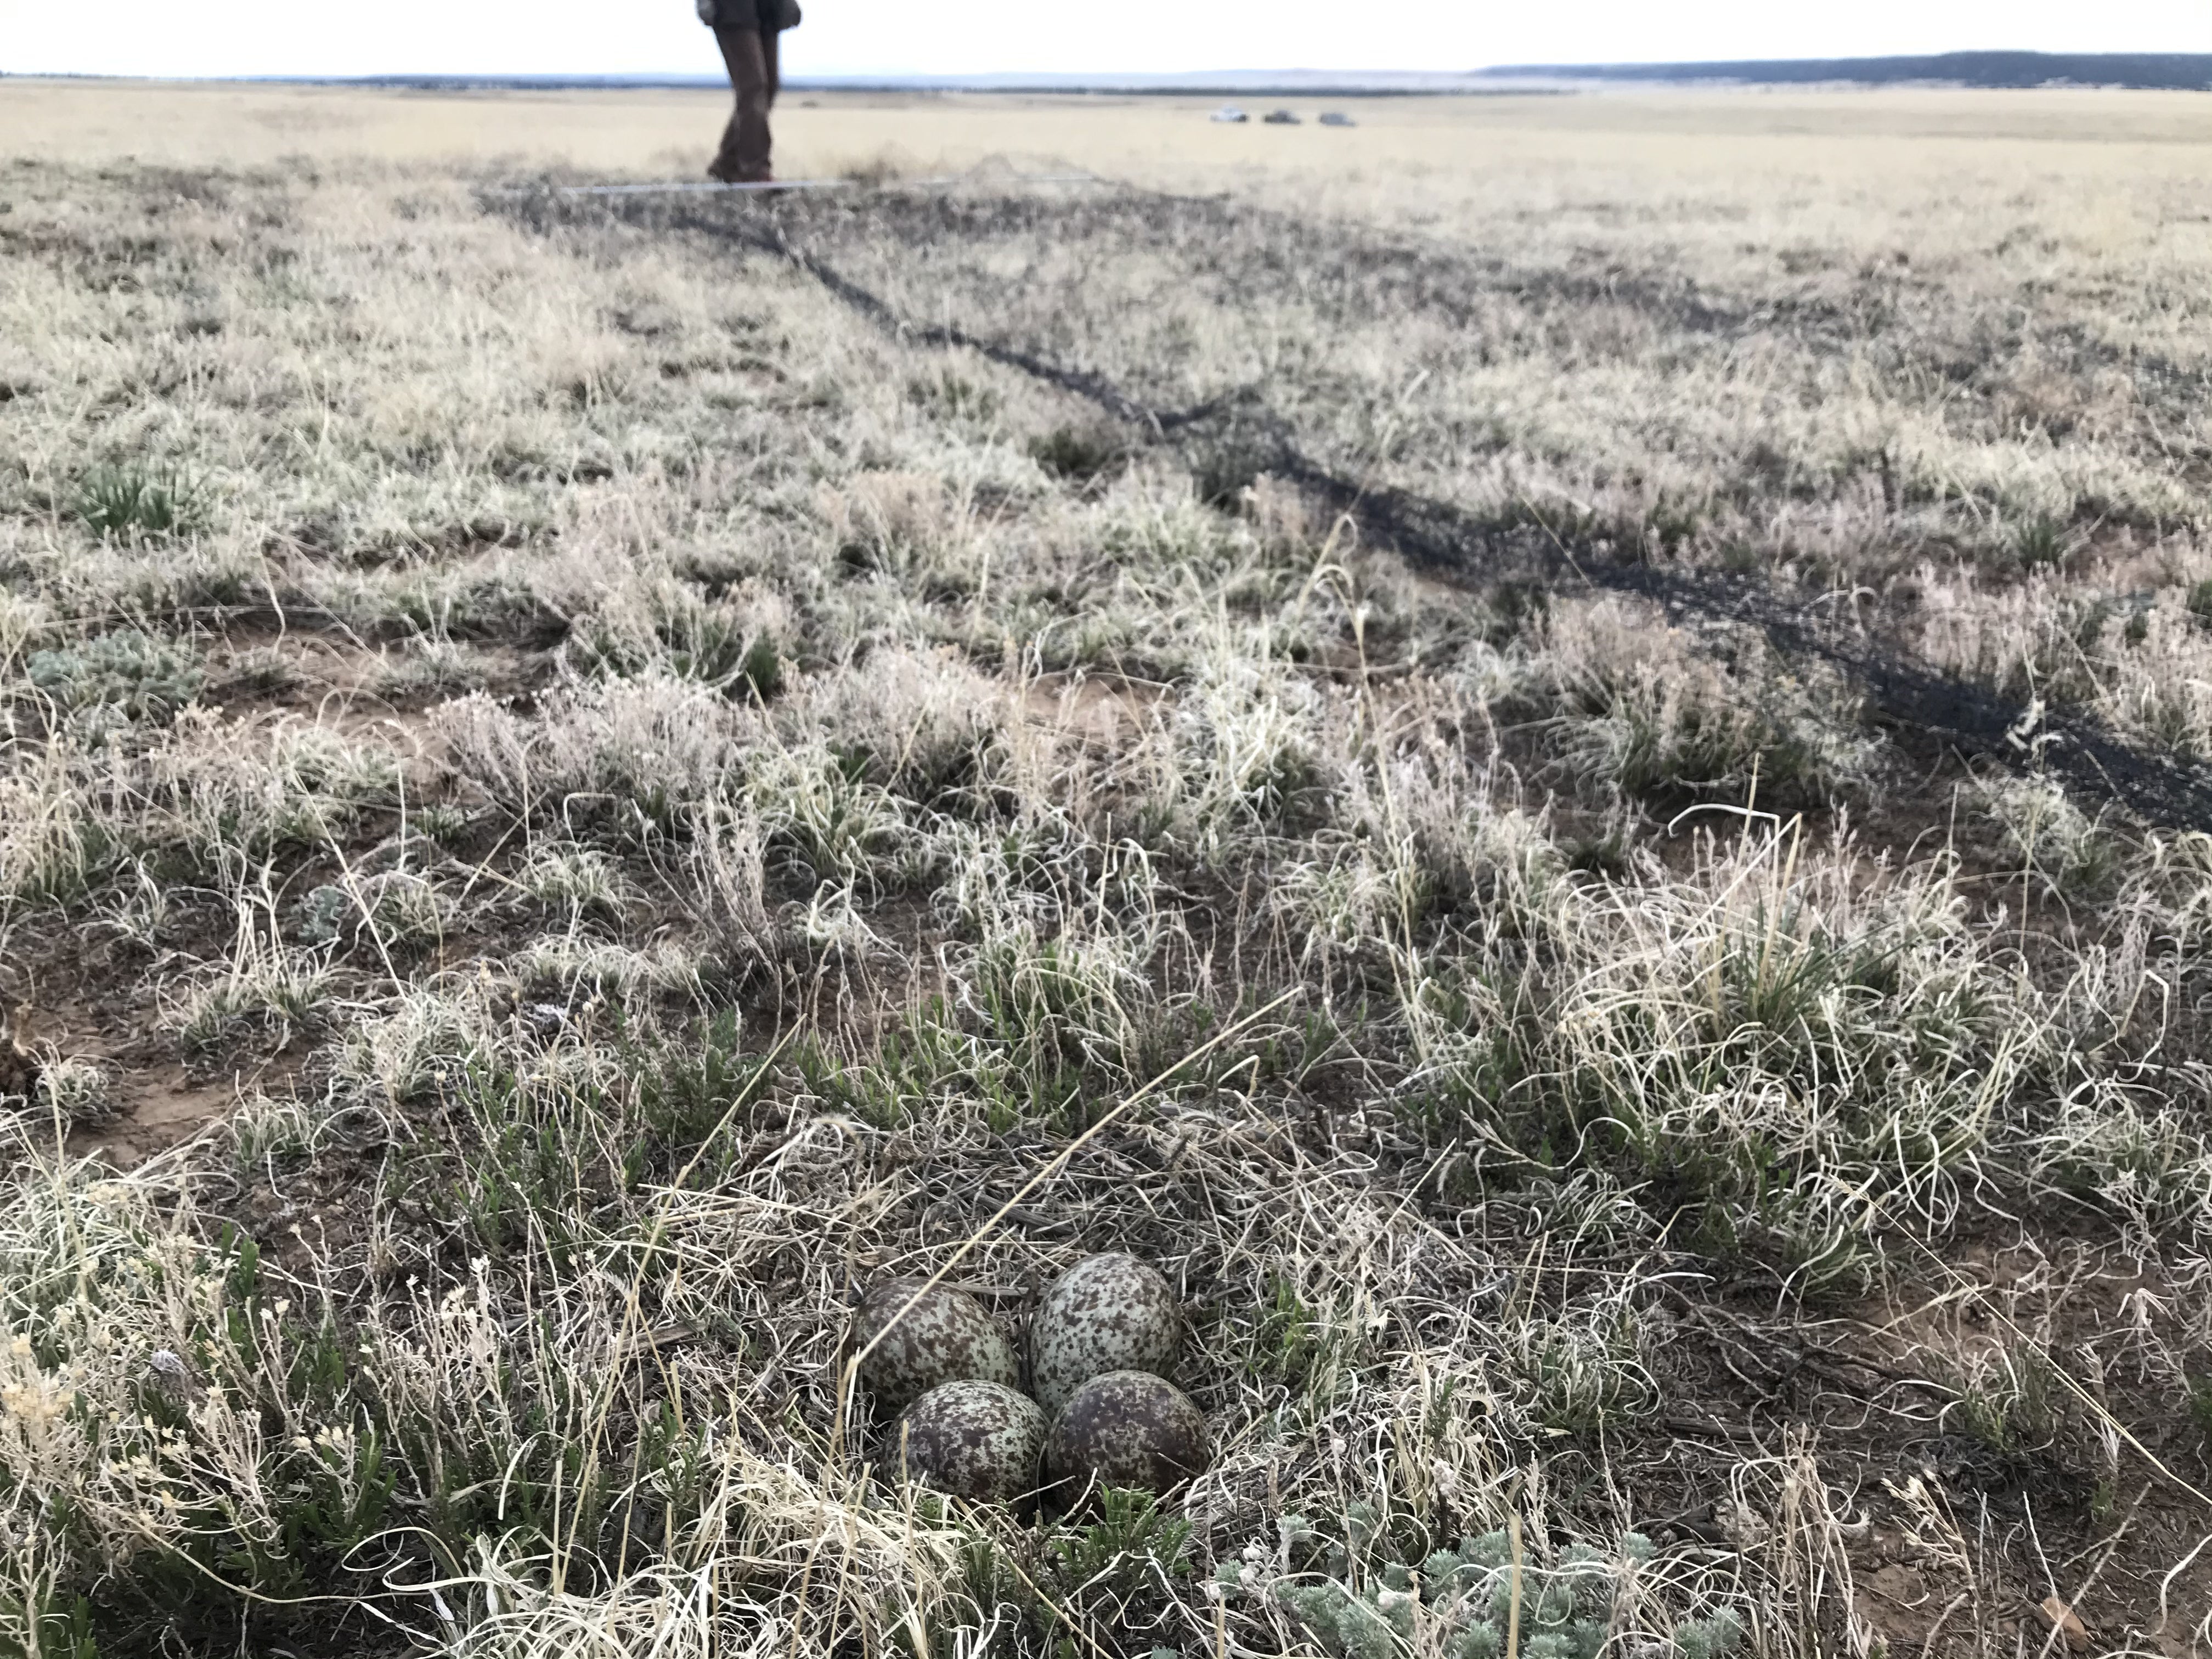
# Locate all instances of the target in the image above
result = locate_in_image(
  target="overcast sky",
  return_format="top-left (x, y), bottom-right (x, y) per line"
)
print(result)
top-left (5, 0), bottom-right (2209, 80)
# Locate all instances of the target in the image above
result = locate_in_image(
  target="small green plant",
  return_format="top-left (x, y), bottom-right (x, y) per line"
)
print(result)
top-left (573, 592), bottom-right (784, 702)
top-left (1029, 423), bottom-right (1127, 482)
top-left (2, 1592), bottom-right (102, 1659)
top-left (2187, 578), bottom-right (2212, 628)
top-left (973, 927), bottom-right (1141, 1073)
top-left (1515, 1307), bottom-right (1659, 1436)
top-left (631, 1009), bottom-right (775, 1178)
top-left (1050, 1487), bottom-right (1194, 1589)
top-left (1254, 1527), bottom-right (1739, 1659)
top-left (516, 842), bottom-right (628, 917)
top-left (2012, 514), bottom-right (2072, 570)
top-left (25, 629), bottom-right (205, 721)
top-left (910, 368), bottom-right (1001, 422)
top-left (1945, 1344), bottom-right (2061, 1456)
top-left (2186, 1374), bottom-right (2212, 1451)
top-left (1642, 496), bottom-right (1705, 554)
top-left (1562, 831), bottom-right (1630, 879)
top-left (1256, 1274), bottom-right (1323, 1382)
top-left (1676, 1613), bottom-right (1748, 1659)
top-left (747, 744), bottom-right (911, 888)
top-left (293, 874), bottom-right (449, 950)
top-left (176, 971), bottom-right (332, 1052)
top-left (294, 884), bottom-right (352, 946)
top-left (1041, 1488), bottom-right (1194, 1644)
top-left (411, 803), bottom-right (473, 845)
top-left (656, 605), bottom-right (783, 701)
top-left (74, 464), bottom-right (205, 539)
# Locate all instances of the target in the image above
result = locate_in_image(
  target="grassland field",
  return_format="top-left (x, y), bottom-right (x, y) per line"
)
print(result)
top-left (3, 78), bottom-right (2212, 1658)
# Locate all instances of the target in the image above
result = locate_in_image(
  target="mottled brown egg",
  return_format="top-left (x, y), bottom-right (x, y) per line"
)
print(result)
top-left (893, 1379), bottom-right (1049, 1505)
top-left (1043, 1370), bottom-right (1210, 1498)
top-left (1030, 1252), bottom-right (1182, 1415)
top-left (853, 1278), bottom-right (1019, 1412)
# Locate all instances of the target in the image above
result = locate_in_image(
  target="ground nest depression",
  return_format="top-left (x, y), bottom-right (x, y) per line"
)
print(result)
top-left (3, 104), bottom-right (2212, 1657)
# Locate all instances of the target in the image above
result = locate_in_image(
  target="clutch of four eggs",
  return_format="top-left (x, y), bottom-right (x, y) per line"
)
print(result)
top-left (853, 1252), bottom-right (1210, 1504)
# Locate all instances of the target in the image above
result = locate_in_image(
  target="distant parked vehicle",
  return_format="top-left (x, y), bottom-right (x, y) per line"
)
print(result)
top-left (1210, 105), bottom-right (1250, 123)
top-left (1263, 109), bottom-right (1301, 125)
top-left (1319, 111), bottom-right (1356, 127)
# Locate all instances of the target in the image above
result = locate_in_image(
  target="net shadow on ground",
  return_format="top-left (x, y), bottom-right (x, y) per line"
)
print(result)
top-left (487, 183), bottom-right (2212, 833)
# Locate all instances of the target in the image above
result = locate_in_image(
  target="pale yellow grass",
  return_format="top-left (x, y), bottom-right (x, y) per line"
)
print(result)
top-left (5, 76), bottom-right (2208, 206)
top-left (8, 78), bottom-right (2210, 307)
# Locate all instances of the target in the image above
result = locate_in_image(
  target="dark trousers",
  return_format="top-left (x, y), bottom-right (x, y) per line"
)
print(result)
top-left (710, 25), bottom-right (781, 183)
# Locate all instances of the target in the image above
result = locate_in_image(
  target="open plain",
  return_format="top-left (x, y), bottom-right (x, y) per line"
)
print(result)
top-left (3, 79), bottom-right (2212, 1657)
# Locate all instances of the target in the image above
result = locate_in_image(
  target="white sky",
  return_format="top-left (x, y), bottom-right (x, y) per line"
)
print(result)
top-left (3, 0), bottom-right (2209, 81)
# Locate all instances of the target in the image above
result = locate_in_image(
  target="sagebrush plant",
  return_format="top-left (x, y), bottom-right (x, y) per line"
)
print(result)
top-left (1, 99), bottom-right (2210, 1656)
top-left (22, 628), bottom-right (207, 724)
top-left (1243, 1521), bottom-right (1742, 1659)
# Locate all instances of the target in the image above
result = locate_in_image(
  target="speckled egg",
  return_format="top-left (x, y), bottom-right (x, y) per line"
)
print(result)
top-left (893, 1379), bottom-right (1049, 1505)
top-left (1043, 1370), bottom-right (1211, 1498)
top-left (1030, 1252), bottom-right (1182, 1414)
top-left (853, 1278), bottom-right (1020, 1412)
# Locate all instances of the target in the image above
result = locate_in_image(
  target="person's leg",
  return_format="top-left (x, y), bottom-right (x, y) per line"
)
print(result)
top-left (759, 26), bottom-right (781, 177)
top-left (709, 24), bottom-right (773, 183)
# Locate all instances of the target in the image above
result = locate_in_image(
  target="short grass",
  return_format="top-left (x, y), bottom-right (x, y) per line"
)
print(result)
top-left (1, 84), bottom-right (2211, 1659)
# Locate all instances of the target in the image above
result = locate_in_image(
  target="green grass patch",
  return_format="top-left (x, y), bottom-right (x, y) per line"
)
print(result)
top-left (74, 464), bottom-right (206, 540)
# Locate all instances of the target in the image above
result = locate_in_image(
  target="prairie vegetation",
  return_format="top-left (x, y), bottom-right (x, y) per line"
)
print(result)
top-left (2, 82), bottom-right (2211, 1657)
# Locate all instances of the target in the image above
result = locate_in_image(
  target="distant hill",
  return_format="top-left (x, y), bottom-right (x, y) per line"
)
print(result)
top-left (294, 69), bottom-right (1513, 95)
top-left (1471, 51), bottom-right (2212, 91)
